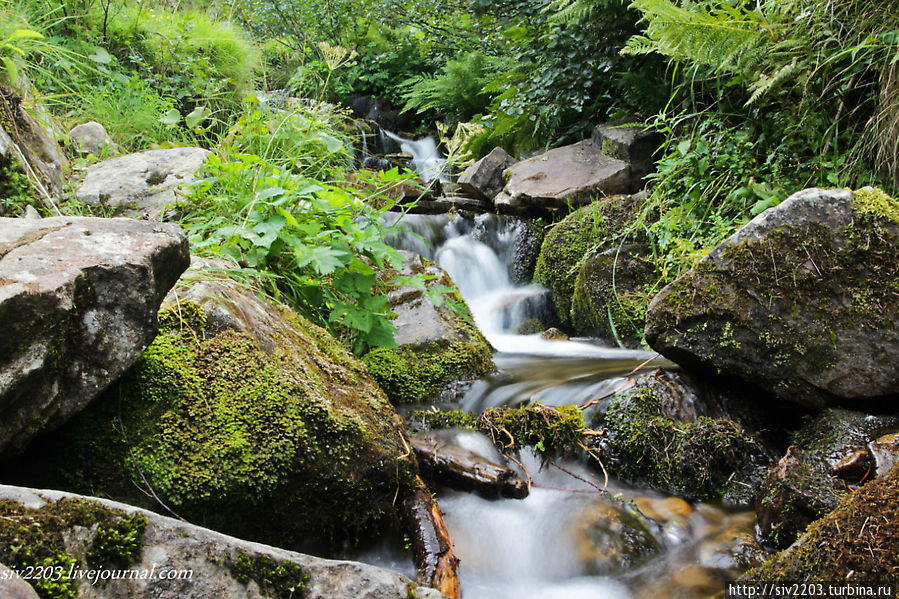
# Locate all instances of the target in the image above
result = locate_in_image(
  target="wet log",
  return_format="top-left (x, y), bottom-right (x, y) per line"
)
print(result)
top-left (401, 476), bottom-right (461, 599)
top-left (411, 435), bottom-right (529, 499)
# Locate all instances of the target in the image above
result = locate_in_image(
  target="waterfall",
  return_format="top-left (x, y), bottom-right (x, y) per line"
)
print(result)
top-left (382, 130), bottom-right (449, 182)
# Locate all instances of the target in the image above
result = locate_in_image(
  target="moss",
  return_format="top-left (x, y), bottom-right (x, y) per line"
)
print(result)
top-left (598, 386), bottom-right (771, 503)
top-left (33, 300), bottom-right (417, 548)
top-left (477, 403), bottom-right (587, 459)
top-left (408, 408), bottom-right (478, 430)
top-left (231, 553), bottom-right (308, 599)
top-left (853, 186), bottom-right (899, 223)
top-left (0, 497), bottom-right (145, 599)
top-left (534, 196), bottom-right (643, 328)
top-left (743, 463), bottom-right (899, 582)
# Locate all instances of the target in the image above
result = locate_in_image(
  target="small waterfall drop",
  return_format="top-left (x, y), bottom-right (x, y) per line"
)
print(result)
top-left (382, 130), bottom-right (449, 182)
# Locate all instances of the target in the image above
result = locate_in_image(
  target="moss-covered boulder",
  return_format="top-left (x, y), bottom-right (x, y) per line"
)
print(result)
top-left (645, 187), bottom-right (899, 409)
top-left (15, 259), bottom-right (418, 547)
top-left (590, 371), bottom-right (775, 504)
top-left (0, 485), bottom-right (445, 599)
top-left (742, 462), bottom-right (899, 584)
top-left (533, 195), bottom-right (646, 330)
top-left (362, 252), bottom-right (494, 404)
top-left (571, 244), bottom-right (656, 347)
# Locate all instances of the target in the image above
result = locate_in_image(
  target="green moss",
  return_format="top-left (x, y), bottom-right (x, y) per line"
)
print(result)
top-left (599, 386), bottom-right (771, 503)
top-left (0, 498), bottom-right (146, 599)
top-left (231, 553), bottom-right (308, 599)
top-left (477, 403), bottom-right (587, 459)
top-left (408, 408), bottom-right (478, 430)
top-left (37, 300), bottom-right (417, 548)
top-left (853, 186), bottom-right (899, 223)
top-left (534, 196), bottom-right (642, 328)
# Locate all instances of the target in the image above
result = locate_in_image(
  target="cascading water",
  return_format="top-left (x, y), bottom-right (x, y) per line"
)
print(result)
top-left (382, 130), bottom-right (450, 182)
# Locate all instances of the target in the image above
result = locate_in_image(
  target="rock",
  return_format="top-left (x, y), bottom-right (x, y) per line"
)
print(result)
top-left (742, 462), bottom-right (899, 584)
top-left (869, 433), bottom-right (899, 477)
top-left (591, 118), bottom-right (662, 183)
top-left (571, 243), bottom-right (656, 347)
top-left (362, 252), bottom-right (495, 404)
top-left (540, 327), bottom-right (568, 340)
top-left (533, 195), bottom-right (644, 329)
top-left (457, 147), bottom-right (517, 202)
top-left (21, 205), bottom-right (40, 220)
top-left (645, 187), bottom-right (899, 409)
top-left (589, 370), bottom-right (775, 504)
top-left (0, 485), bottom-right (445, 599)
top-left (0, 216), bottom-right (189, 455)
top-left (0, 88), bottom-right (67, 198)
top-left (69, 121), bottom-right (119, 156)
top-left (493, 139), bottom-right (631, 217)
top-left (791, 408), bottom-right (899, 473)
top-left (10, 258), bottom-right (418, 547)
top-left (509, 217), bottom-right (542, 284)
top-left (0, 564), bottom-right (40, 599)
top-left (76, 147), bottom-right (211, 220)
top-left (575, 497), bottom-right (661, 576)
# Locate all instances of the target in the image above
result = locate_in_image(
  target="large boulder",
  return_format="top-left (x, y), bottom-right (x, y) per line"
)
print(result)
top-left (533, 195), bottom-right (644, 330)
top-left (362, 252), bottom-right (495, 404)
top-left (0, 485), bottom-right (444, 599)
top-left (76, 147), bottom-right (211, 220)
top-left (645, 187), bottom-right (899, 409)
top-left (742, 462), bottom-right (899, 584)
top-left (0, 216), bottom-right (189, 456)
top-left (11, 258), bottom-right (418, 547)
top-left (493, 139), bottom-right (631, 217)
top-left (457, 147), bottom-right (517, 202)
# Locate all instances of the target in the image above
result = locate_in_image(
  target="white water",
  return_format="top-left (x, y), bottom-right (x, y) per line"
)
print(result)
top-left (383, 130), bottom-right (449, 182)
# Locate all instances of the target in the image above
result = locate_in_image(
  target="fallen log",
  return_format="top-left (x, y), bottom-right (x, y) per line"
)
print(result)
top-left (411, 435), bottom-right (529, 499)
top-left (401, 476), bottom-right (461, 599)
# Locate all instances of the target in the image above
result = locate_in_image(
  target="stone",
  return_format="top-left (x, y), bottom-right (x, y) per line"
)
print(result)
top-left (0, 90), bottom-right (67, 198)
top-left (457, 147), bottom-right (517, 202)
top-left (591, 118), bottom-right (662, 182)
top-left (540, 327), bottom-right (568, 340)
top-left (0, 485), bottom-right (445, 599)
top-left (362, 252), bottom-right (495, 404)
top-left (0, 216), bottom-right (189, 455)
top-left (76, 147), bottom-right (211, 220)
top-left (869, 433), bottom-right (899, 477)
top-left (0, 564), bottom-right (39, 599)
top-left (69, 121), bottom-right (119, 156)
top-left (508, 216), bottom-right (541, 284)
top-left (21, 205), bottom-right (40, 220)
top-left (575, 497), bottom-right (661, 576)
top-left (9, 257), bottom-right (419, 547)
top-left (645, 187), bottom-right (899, 409)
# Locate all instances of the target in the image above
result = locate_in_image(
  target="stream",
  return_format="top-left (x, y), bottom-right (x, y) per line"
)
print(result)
top-left (355, 135), bottom-right (759, 599)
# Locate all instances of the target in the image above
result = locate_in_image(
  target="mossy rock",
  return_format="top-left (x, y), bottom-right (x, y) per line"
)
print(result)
top-left (571, 243), bottom-right (656, 347)
top-left (645, 187), bottom-right (899, 409)
top-left (533, 195), bottom-right (645, 329)
top-left (743, 462), bottom-right (899, 583)
top-left (362, 252), bottom-right (494, 404)
top-left (17, 260), bottom-right (418, 548)
top-left (593, 373), bottom-right (775, 504)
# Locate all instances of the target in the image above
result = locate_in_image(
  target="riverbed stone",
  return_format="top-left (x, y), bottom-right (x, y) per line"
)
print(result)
top-left (869, 433), bottom-right (899, 477)
top-left (362, 252), bottom-right (495, 404)
top-left (76, 147), bottom-right (211, 220)
top-left (10, 258), bottom-right (418, 547)
top-left (645, 187), bottom-right (899, 409)
top-left (457, 146), bottom-right (517, 202)
top-left (0, 485), bottom-right (445, 599)
top-left (0, 216), bottom-right (189, 456)
top-left (69, 121), bottom-right (119, 156)
top-left (575, 498), bottom-right (661, 575)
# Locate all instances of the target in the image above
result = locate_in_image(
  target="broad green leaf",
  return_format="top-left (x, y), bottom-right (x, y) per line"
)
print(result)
top-left (256, 186), bottom-right (286, 201)
top-left (185, 106), bottom-right (210, 129)
top-left (1, 57), bottom-right (17, 84)
top-left (88, 47), bottom-right (112, 64)
top-left (160, 109), bottom-right (181, 126)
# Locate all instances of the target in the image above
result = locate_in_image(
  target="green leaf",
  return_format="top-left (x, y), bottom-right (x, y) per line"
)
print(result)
top-left (160, 109), bottom-right (181, 126)
top-left (88, 46), bottom-right (112, 64)
top-left (185, 106), bottom-right (210, 129)
top-left (1, 57), bottom-right (18, 84)
top-left (256, 186), bottom-right (287, 201)
top-left (677, 139), bottom-right (692, 156)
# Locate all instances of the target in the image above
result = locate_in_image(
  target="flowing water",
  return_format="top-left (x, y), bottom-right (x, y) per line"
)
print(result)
top-left (374, 210), bottom-right (759, 599)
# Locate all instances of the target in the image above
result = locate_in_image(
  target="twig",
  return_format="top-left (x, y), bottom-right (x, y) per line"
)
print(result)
top-left (504, 452), bottom-right (532, 492)
top-left (577, 441), bottom-right (610, 492)
top-left (549, 459), bottom-right (605, 494)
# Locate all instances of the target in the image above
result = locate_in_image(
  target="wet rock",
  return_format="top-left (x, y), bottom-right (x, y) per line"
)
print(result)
top-left (69, 121), bottom-right (118, 156)
top-left (76, 147), bottom-right (211, 220)
top-left (792, 408), bottom-right (899, 473)
top-left (0, 485), bottom-right (444, 599)
top-left (575, 498), bottom-right (661, 575)
top-left (0, 216), bottom-right (189, 456)
top-left (10, 258), bottom-right (417, 546)
top-left (0, 564), bottom-right (39, 599)
top-left (743, 462), bottom-right (899, 584)
top-left (645, 187), bottom-right (899, 409)
top-left (832, 450), bottom-right (871, 480)
top-left (509, 217), bottom-right (542, 284)
top-left (540, 327), bottom-right (569, 341)
top-left (571, 243), bottom-right (656, 347)
top-left (590, 371), bottom-right (775, 504)
top-left (458, 147), bottom-right (517, 202)
top-left (362, 252), bottom-right (495, 404)
top-left (0, 89), bottom-right (67, 199)
top-left (869, 433), bottom-right (899, 477)
top-left (534, 195), bottom-right (643, 329)
top-left (494, 140), bottom-right (631, 217)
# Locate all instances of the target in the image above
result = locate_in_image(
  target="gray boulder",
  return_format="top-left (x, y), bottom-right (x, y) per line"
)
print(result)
top-left (0, 217), bottom-right (189, 455)
top-left (69, 121), bottom-right (119, 157)
top-left (591, 118), bottom-right (662, 182)
top-left (76, 147), bottom-right (210, 220)
top-left (645, 187), bottom-right (899, 409)
top-left (457, 146), bottom-right (517, 202)
top-left (0, 485), bottom-right (445, 599)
